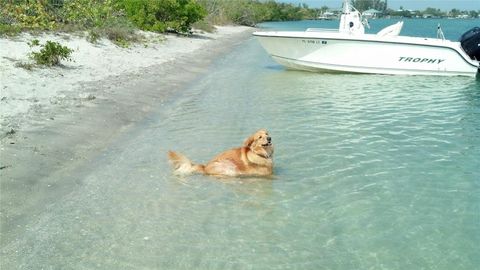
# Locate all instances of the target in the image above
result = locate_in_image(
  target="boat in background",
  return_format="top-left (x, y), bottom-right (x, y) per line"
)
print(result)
top-left (253, 0), bottom-right (480, 77)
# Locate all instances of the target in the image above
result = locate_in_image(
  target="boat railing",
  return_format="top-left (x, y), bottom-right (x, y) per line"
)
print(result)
top-left (437, 24), bottom-right (445, 40)
top-left (306, 28), bottom-right (339, 33)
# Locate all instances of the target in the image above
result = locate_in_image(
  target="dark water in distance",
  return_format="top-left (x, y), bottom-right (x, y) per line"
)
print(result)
top-left (1, 19), bottom-right (479, 269)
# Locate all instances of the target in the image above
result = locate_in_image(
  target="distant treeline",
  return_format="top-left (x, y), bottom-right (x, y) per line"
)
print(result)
top-left (385, 8), bottom-right (479, 19)
top-left (352, 0), bottom-right (479, 18)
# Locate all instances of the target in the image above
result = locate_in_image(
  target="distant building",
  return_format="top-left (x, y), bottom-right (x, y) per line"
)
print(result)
top-left (363, 9), bottom-right (382, 19)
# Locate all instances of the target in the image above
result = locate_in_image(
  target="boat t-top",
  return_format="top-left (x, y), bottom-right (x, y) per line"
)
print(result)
top-left (253, 0), bottom-right (480, 77)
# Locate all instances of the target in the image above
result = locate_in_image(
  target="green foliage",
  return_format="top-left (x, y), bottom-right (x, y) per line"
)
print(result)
top-left (0, 24), bottom-right (21, 36)
top-left (28, 39), bottom-right (41, 47)
top-left (104, 24), bottom-right (141, 47)
top-left (197, 0), bottom-right (319, 26)
top-left (192, 19), bottom-right (215, 33)
top-left (0, 0), bottom-right (56, 30)
top-left (119, 0), bottom-right (206, 33)
top-left (0, 0), bottom-right (323, 34)
top-left (3, 0), bottom-right (477, 40)
top-left (221, 0), bottom-right (263, 26)
top-left (423, 7), bottom-right (443, 17)
top-left (62, 0), bottom-right (119, 28)
top-left (87, 28), bottom-right (102, 43)
top-left (85, 23), bottom-right (141, 47)
top-left (469, 10), bottom-right (479, 18)
top-left (29, 40), bottom-right (73, 66)
top-left (353, 0), bottom-right (387, 12)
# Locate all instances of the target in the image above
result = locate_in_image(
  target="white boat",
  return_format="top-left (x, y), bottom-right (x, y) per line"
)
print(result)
top-left (253, 0), bottom-right (480, 77)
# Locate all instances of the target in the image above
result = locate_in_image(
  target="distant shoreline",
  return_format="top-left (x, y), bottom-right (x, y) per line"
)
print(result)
top-left (313, 17), bottom-right (480, 20)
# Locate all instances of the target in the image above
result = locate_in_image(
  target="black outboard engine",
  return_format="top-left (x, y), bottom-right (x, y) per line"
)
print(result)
top-left (460, 27), bottom-right (480, 60)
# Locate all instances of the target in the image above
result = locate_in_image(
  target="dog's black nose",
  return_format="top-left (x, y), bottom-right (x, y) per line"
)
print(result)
top-left (267, 137), bottom-right (271, 142)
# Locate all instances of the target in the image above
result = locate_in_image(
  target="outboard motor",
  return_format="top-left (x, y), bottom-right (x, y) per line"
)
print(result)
top-left (460, 27), bottom-right (480, 60)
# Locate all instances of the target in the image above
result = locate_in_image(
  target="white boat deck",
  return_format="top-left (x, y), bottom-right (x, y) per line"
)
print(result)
top-left (254, 30), bottom-right (456, 48)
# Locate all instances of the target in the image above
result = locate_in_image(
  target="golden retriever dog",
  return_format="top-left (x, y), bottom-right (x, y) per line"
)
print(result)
top-left (168, 129), bottom-right (273, 177)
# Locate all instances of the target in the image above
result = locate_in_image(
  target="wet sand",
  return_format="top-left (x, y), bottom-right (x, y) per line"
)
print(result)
top-left (0, 27), bottom-right (254, 245)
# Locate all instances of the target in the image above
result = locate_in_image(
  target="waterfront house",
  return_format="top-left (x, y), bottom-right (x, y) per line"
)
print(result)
top-left (363, 9), bottom-right (382, 18)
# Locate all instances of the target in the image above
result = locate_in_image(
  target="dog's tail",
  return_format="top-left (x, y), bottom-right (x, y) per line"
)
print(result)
top-left (167, 151), bottom-right (205, 175)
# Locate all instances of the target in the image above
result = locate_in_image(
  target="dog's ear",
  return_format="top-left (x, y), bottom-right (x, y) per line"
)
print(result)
top-left (243, 134), bottom-right (255, 147)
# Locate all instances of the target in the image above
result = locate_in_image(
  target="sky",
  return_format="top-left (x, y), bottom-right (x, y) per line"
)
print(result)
top-left (278, 0), bottom-right (480, 11)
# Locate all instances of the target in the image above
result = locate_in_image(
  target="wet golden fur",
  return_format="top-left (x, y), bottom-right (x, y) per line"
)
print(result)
top-left (168, 129), bottom-right (274, 177)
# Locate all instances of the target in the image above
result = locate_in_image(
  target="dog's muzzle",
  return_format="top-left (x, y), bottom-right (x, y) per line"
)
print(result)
top-left (261, 137), bottom-right (272, 147)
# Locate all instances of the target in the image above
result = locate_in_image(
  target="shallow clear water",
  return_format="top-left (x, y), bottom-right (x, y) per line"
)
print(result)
top-left (2, 20), bottom-right (480, 269)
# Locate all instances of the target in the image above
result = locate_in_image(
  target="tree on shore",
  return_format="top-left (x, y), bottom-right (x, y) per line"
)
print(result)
top-left (0, 0), bottom-right (207, 34)
top-left (353, 0), bottom-right (387, 12)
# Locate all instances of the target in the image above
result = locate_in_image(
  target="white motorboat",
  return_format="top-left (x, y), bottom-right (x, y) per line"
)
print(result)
top-left (253, 0), bottom-right (480, 77)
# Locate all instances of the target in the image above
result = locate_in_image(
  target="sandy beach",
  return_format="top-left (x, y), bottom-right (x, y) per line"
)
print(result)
top-left (0, 26), bottom-right (252, 134)
top-left (0, 25), bottom-right (253, 243)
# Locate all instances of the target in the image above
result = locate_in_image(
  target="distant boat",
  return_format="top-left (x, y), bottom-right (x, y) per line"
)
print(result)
top-left (317, 15), bottom-right (333, 20)
top-left (253, 0), bottom-right (480, 77)
top-left (317, 11), bottom-right (336, 20)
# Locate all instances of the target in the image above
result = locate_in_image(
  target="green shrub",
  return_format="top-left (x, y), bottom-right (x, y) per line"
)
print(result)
top-left (0, 0), bottom-right (56, 30)
top-left (104, 25), bottom-right (141, 47)
top-left (87, 28), bottom-right (102, 43)
top-left (30, 40), bottom-right (73, 66)
top-left (62, 0), bottom-right (119, 28)
top-left (28, 39), bottom-right (41, 47)
top-left (2, 0), bottom-right (321, 40)
top-left (120, 0), bottom-right (206, 33)
top-left (192, 19), bottom-right (215, 33)
top-left (197, 0), bottom-right (318, 26)
top-left (0, 24), bottom-right (22, 36)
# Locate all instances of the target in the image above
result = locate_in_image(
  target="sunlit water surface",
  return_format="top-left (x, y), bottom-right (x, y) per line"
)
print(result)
top-left (2, 20), bottom-right (480, 269)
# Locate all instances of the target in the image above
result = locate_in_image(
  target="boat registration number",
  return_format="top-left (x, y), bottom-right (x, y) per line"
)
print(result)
top-left (302, 39), bottom-right (328, 45)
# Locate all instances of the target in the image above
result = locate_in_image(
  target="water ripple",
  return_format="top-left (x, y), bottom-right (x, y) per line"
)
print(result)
top-left (3, 33), bottom-right (479, 270)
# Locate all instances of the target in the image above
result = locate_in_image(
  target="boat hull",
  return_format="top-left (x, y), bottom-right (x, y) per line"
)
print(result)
top-left (254, 32), bottom-right (480, 77)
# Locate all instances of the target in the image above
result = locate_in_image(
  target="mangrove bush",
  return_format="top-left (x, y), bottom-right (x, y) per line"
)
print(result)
top-left (29, 40), bottom-right (73, 66)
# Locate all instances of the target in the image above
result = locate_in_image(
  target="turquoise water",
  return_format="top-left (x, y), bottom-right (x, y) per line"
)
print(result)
top-left (2, 20), bottom-right (480, 269)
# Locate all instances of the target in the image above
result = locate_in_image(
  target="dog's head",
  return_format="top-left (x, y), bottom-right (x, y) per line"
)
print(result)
top-left (243, 129), bottom-right (274, 159)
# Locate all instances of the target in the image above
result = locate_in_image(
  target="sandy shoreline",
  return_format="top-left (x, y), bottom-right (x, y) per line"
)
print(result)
top-left (0, 25), bottom-right (254, 243)
top-left (0, 26), bottom-right (252, 135)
